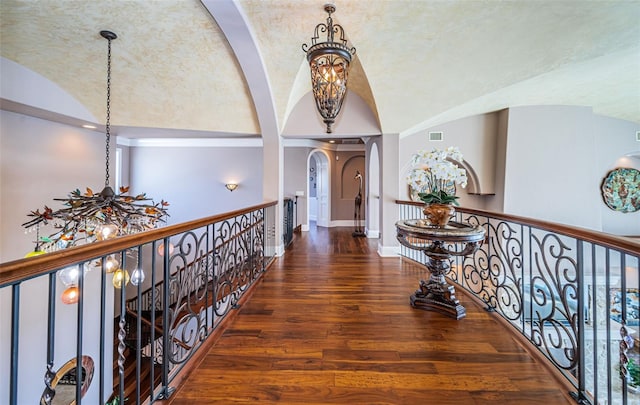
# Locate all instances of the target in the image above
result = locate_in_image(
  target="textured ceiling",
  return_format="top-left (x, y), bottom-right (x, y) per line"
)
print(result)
top-left (1, 0), bottom-right (638, 138)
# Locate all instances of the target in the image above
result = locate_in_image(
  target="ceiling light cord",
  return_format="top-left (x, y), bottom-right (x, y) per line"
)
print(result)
top-left (101, 30), bottom-right (117, 189)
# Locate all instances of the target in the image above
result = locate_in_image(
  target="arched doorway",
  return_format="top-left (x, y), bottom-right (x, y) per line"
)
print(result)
top-left (307, 150), bottom-right (330, 229)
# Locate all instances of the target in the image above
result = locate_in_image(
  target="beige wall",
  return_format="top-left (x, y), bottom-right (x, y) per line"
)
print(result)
top-left (0, 110), bottom-right (110, 263)
top-left (283, 147), bottom-right (312, 227)
top-left (331, 150), bottom-right (365, 222)
top-left (399, 107), bottom-right (640, 235)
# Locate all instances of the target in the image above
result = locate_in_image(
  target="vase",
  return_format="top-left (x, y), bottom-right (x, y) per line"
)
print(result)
top-left (422, 203), bottom-right (455, 227)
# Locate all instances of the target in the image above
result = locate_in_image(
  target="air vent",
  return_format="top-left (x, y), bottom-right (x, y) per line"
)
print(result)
top-left (636, 131), bottom-right (640, 141)
top-left (429, 131), bottom-right (443, 141)
top-left (342, 139), bottom-right (361, 144)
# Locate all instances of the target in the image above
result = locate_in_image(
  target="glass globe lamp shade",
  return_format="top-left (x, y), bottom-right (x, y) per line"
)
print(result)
top-left (130, 268), bottom-right (145, 286)
top-left (95, 222), bottom-right (119, 241)
top-left (112, 269), bottom-right (130, 289)
top-left (104, 255), bottom-right (119, 273)
top-left (157, 242), bottom-right (175, 257)
top-left (58, 266), bottom-right (80, 287)
top-left (61, 286), bottom-right (80, 305)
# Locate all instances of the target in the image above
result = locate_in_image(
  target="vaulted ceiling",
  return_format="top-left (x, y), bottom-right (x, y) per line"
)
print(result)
top-left (1, 0), bottom-right (638, 139)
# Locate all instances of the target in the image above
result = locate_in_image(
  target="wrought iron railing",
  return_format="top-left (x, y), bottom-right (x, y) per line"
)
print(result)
top-left (283, 198), bottom-right (294, 248)
top-left (0, 201), bottom-right (277, 405)
top-left (397, 200), bottom-right (640, 405)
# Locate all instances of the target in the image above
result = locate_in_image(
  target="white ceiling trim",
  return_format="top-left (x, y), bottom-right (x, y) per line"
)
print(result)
top-left (121, 138), bottom-right (263, 148)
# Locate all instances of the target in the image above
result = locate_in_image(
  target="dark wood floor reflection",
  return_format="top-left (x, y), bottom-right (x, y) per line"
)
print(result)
top-left (169, 226), bottom-right (572, 404)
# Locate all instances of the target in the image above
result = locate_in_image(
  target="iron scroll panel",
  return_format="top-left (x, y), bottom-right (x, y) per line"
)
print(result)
top-left (455, 213), bottom-right (582, 384)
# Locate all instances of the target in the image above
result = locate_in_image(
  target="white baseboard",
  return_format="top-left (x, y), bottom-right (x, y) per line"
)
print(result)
top-left (301, 224), bottom-right (309, 232)
top-left (275, 243), bottom-right (285, 257)
top-left (377, 243), bottom-right (400, 257)
top-left (329, 220), bottom-right (365, 227)
top-left (365, 228), bottom-right (380, 238)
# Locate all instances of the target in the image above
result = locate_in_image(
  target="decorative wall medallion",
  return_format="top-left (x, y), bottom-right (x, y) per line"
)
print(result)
top-left (601, 167), bottom-right (640, 213)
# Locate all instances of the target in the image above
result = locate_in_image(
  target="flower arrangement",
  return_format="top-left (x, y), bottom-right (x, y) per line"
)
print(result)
top-left (406, 146), bottom-right (468, 205)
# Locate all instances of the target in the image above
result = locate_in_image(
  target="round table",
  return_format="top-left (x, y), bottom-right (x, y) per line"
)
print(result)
top-left (396, 219), bottom-right (485, 320)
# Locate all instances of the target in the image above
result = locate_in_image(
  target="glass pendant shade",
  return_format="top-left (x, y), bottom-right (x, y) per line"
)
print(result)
top-left (112, 269), bottom-right (130, 289)
top-left (95, 222), bottom-right (119, 241)
top-left (308, 53), bottom-right (350, 133)
top-left (157, 242), bottom-right (174, 257)
top-left (61, 286), bottom-right (80, 305)
top-left (130, 268), bottom-right (145, 286)
top-left (58, 266), bottom-right (80, 287)
top-left (104, 255), bottom-right (119, 273)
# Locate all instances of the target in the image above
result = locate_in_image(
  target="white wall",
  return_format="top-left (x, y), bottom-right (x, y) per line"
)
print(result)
top-left (0, 112), bottom-right (113, 404)
top-left (283, 147), bottom-right (312, 227)
top-left (0, 110), bottom-right (110, 263)
top-left (129, 144), bottom-right (264, 225)
top-left (594, 116), bottom-right (639, 235)
top-left (379, 134), bottom-right (400, 256)
top-left (400, 112), bottom-right (500, 211)
top-left (399, 106), bottom-right (639, 235)
top-left (505, 106), bottom-right (639, 233)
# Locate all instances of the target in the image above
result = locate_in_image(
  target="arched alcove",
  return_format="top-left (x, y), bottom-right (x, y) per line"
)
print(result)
top-left (341, 156), bottom-right (365, 198)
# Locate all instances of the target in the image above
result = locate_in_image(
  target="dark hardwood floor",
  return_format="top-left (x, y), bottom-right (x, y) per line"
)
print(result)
top-left (168, 226), bottom-right (574, 404)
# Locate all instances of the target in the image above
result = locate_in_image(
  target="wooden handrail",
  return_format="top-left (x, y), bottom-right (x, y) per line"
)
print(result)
top-left (0, 201), bottom-right (277, 286)
top-left (397, 200), bottom-right (640, 256)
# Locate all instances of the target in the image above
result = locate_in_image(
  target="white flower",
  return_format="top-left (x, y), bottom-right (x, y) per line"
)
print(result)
top-left (406, 146), bottom-right (467, 196)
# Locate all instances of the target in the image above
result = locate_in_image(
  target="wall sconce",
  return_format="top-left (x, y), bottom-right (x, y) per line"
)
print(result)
top-left (225, 183), bottom-right (238, 192)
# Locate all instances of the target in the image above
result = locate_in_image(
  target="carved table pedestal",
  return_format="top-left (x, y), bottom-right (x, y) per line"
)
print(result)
top-left (396, 219), bottom-right (485, 320)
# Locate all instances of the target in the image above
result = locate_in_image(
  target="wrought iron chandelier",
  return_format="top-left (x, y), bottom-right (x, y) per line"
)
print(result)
top-left (302, 3), bottom-right (356, 134)
top-left (22, 30), bottom-right (169, 254)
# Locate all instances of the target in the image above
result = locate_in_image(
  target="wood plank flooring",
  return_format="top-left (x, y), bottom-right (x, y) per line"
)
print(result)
top-left (168, 226), bottom-right (574, 404)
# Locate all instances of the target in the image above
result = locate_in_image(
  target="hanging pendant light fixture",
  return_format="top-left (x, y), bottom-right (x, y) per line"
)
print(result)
top-left (21, 30), bottom-right (169, 252)
top-left (302, 3), bottom-right (356, 134)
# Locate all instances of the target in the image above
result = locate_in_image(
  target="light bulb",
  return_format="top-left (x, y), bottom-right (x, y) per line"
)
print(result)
top-left (105, 255), bottom-right (119, 273)
top-left (157, 242), bottom-right (174, 257)
top-left (112, 269), bottom-right (130, 289)
top-left (58, 266), bottom-right (80, 287)
top-left (61, 286), bottom-right (79, 305)
top-left (130, 268), bottom-right (145, 286)
top-left (95, 222), bottom-right (119, 241)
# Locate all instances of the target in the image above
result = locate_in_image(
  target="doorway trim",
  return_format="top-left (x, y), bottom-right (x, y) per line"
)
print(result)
top-left (305, 149), bottom-right (331, 230)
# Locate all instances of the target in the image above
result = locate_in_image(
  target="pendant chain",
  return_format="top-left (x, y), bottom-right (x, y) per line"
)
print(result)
top-left (105, 37), bottom-right (112, 188)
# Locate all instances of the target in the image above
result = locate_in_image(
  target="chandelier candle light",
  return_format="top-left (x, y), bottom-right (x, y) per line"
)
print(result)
top-left (22, 30), bottom-right (169, 254)
top-left (302, 3), bottom-right (356, 134)
top-left (406, 147), bottom-right (468, 227)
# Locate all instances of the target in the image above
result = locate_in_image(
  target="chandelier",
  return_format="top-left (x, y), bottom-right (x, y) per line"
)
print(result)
top-left (22, 30), bottom-right (169, 254)
top-left (302, 3), bottom-right (356, 134)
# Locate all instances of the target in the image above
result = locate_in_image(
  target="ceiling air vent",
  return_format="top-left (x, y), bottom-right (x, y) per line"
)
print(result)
top-left (636, 131), bottom-right (640, 141)
top-left (429, 131), bottom-right (443, 141)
